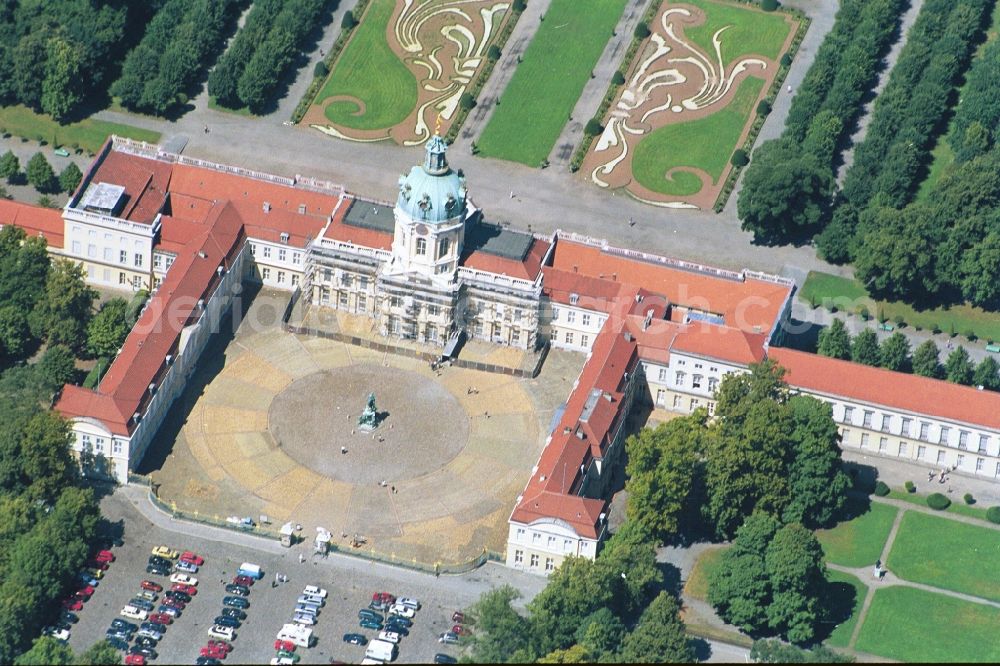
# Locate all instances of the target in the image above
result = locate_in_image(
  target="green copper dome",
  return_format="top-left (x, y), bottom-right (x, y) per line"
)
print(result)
top-left (397, 135), bottom-right (467, 224)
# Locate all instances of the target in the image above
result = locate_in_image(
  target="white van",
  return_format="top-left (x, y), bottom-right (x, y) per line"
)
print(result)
top-left (296, 595), bottom-right (323, 608)
top-left (303, 584), bottom-right (328, 598)
top-left (365, 639), bottom-right (397, 663)
top-left (237, 562), bottom-right (263, 579)
top-left (294, 603), bottom-right (319, 616)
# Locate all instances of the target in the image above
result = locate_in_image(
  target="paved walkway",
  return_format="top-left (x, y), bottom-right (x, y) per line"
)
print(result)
top-left (844, 450), bottom-right (1000, 506)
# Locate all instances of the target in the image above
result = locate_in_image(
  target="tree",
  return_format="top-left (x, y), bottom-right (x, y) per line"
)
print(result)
top-left (944, 345), bottom-right (974, 385)
top-left (459, 93), bottom-right (476, 110)
top-left (878, 332), bottom-right (911, 372)
top-left (912, 340), bottom-right (942, 378)
top-left (487, 45), bottom-right (502, 61)
top-left (817, 319), bottom-right (851, 360)
top-left (973, 356), bottom-right (1000, 391)
top-left (25, 153), bottom-right (57, 193)
top-left (19, 411), bottom-right (78, 504)
top-left (31, 259), bottom-right (97, 352)
top-left (761, 0), bottom-right (779, 11)
top-left (853, 204), bottom-right (944, 301)
top-left (0, 151), bottom-right (19, 181)
top-left (76, 639), bottom-right (122, 665)
top-left (764, 524), bottom-right (827, 644)
top-left (41, 36), bottom-right (83, 122)
top-left (850, 328), bottom-right (880, 366)
top-left (731, 149), bottom-right (749, 167)
top-left (86, 298), bottom-right (132, 359)
top-left (12, 636), bottom-right (73, 666)
top-left (538, 645), bottom-right (590, 663)
top-left (708, 512), bottom-right (780, 632)
top-left (576, 608), bottom-right (626, 662)
top-left (750, 638), bottom-right (855, 663)
top-left (782, 396), bottom-right (850, 527)
top-left (37, 345), bottom-right (76, 390)
top-left (59, 163), bottom-right (83, 195)
top-left (634, 22), bottom-right (651, 39)
top-left (624, 414), bottom-right (704, 543)
top-left (341, 10), bottom-right (357, 30)
top-left (0, 306), bottom-right (31, 362)
top-left (584, 118), bottom-right (604, 136)
top-left (738, 138), bottom-right (832, 244)
top-left (466, 585), bottom-right (532, 663)
top-left (528, 556), bottom-right (612, 655)
top-left (612, 70), bottom-right (626, 85)
top-left (619, 592), bottom-right (694, 663)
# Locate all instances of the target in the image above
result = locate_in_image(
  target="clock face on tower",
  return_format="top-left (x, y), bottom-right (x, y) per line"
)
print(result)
top-left (415, 224), bottom-right (429, 235)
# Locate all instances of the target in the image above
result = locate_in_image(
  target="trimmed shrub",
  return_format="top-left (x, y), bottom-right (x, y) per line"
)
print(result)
top-left (964, 493), bottom-right (975, 505)
top-left (932, 324), bottom-right (942, 335)
top-left (926, 493), bottom-right (951, 510)
top-left (964, 329), bottom-right (977, 342)
top-left (780, 52), bottom-right (793, 67)
top-left (634, 21), bottom-right (650, 39)
top-left (874, 481), bottom-right (890, 497)
top-left (987, 506), bottom-right (1000, 524)
top-left (487, 44), bottom-right (502, 61)
top-left (584, 118), bottom-right (604, 136)
top-left (459, 93), bottom-right (476, 110)
top-left (341, 10), bottom-right (357, 30)
top-left (513, 0), bottom-right (527, 11)
top-left (757, 99), bottom-right (772, 116)
top-left (314, 61), bottom-right (329, 79)
top-left (612, 70), bottom-right (626, 86)
top-left (904, 480), bottom-right (915, 493)
top-left (761, 0), bottom-right (779, 11)
top-left (731, 149), bottom-right (749, 167)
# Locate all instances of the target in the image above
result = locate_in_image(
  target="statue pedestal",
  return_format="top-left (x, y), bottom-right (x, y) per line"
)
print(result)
top-left (357, 422), bottom-right (376, 433)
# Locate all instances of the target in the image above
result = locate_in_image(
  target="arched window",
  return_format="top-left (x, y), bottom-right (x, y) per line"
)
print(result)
top-left (416, 238), bottom-right (427, 255)
top-left (438, 237), bottom-right (450, 258)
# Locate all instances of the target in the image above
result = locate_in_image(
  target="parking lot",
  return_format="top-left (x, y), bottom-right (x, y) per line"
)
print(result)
top-left (64, 487), bottom-right (546, 664)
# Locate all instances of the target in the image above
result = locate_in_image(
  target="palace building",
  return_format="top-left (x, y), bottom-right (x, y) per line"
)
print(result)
top-left (4, 135), bottom-right (1000, 576)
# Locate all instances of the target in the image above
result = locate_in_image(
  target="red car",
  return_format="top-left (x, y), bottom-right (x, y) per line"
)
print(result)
top-left (141, 580), bottom-right (163, 593)
top-left (95, 550), bottom-right (115, 563)
top-left (86, 560), bottom-right (109, 571)
top-left (75, 587), bottom-right (94, 600)
top-left (180, 551), bottom-right (205, 566)
top-left (232, 575), bottom-right (254, 587)
top-left (170, 583), bottom-right (197, 596)
top-left (208, 640), bottom-right (233, 653)
top-left (452, 611), bottom-right (465, 623)
top-left (148, 612), bottom-right (173, 625)
top-left (124, 655), bottom-right (145, 666)
top-left (161, 598), bottom-right (186, 611)
top-left (62, 598), bottom-right (83, 611)
top-left (274, 639), bottom-right (296, 652)
top-left (200, 646), bottom-right (227, 660)
top-left (372, 591), bottom-right (395, 604)
top-left (452, 624), bottom-right (469, 635)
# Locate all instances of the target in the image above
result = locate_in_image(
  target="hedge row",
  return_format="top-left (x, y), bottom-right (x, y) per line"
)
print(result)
top-left (111, 0), bottom-right (241, 115)
top-left (209, 0), bottom-right (286, 108)
top-left (291, 0), bottom-right (374, 124)
top-left (947, 36), bottom-right (1000, 164)
top-left (210, 0), bottom-right (327, 113)
top-left (819, 0), bottom-right (993, 261)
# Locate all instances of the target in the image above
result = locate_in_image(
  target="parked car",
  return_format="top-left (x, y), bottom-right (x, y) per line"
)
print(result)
top-left (107, 637), bottom-right (130, 652)
top-left (369, 599), bottom-right (389, 612)
top-left (136, 628), bottom-right (162, 642)
top-left (384, 623), bottom-right (409, 637)
top-left (60, 611), bottom-right (79, 624)
top-left (358, 609), bottom-right (384, 622)
top-left (434, 654), bottom-right (458, 664)
top-left (146, 564), bottom-right (170, 576)
top-left (274, 639), bottom-right (297, 652)
top-left (148, 555), bottom-right (171, 568)
top-left (62, 598), bottom-right (84, 611)
top-left (232, 575), bottom-right (254, 587)
top-left (169, 572), bottom-right (199, 587)
top-left (372, 592), bottom-right (395, 605)
top-left (78, 573), bottom-right (99, 587)
top-left (45, 627), bottom-right (70, 641)
top-left (303, 585), bottom-right (327, 598)
top-left (140, 580), bottom-right (163, 592)
top-left (196, 658), bottom-right (221, 666)
top-left (200, 645), bottom-right (228, 660)
top-left (208, 625), bottom-right (235, 641)
top-left (151, 545), bottom-right (179, 559)
top-left (396, 597), bottom-right (420, 611)
top-left (86, 560), bottom-right (109, 571)
top-left (95, 550), bottom-right (115, 562)
top-left (385, 615), bottom-right (411, 628)
top-left (161, 598), bottom-right (186, 611)
top-left (207, 639), bottom-right (233, 653)
top-left (157, 604), bottom-right (181, 618)
top-left (85, 567), bottom-right (105, 579)
top-left (214, 616), bottom-right (241, 629)
top-left (221, 607), bottom-right (246, 620)
top-left (389, 604), bottom-right (415, 618)
top-left (294, 604), bottom-right (318, 616)
top-left (76, 585), bottom-right (95, 599)
top-left (224, 584), bottom-right (249, 597)
top-left (147, 612), bottom-right (172, 625)
top-left (359, 617), bottom-right (383, 631)
top-left (141, 620), bottom-right (166, 632)
top-left (292, 612), bottom-right (315, 626)
top-left (175, 559), bottom-right (198, 573)
top-left (275, 651), bottom-right (300, 663)
top-left (438, 632), bottom-right (459, 644)
top-left (222, 596), bottom-right (249, 609)
top-left (128, 645), bottom-right (157, 659)
top-left (124, 655), bottom-right (146, 666)
top-left (270, 659), bottom-right (295, 666)
top-left (134, 635), bottom-right (158, 649)
top-left (129, 599), bottom-right (154, 612)
top-left (171, 583), bottom-right (197, 596)
top-left (165, 590), bottom-right (191, 603)
top-left (342, 633), bottom-right (367, 646)
top-left (137, 590), bottom-right (158, 602)
top-left (106, 629), bottom-right (131, 643)
top-left (180, 551), bottom-right (205, 566)
top-left (378, 630), bottom-right (400, 644)
top-left (451, 611), bottom-right (465, 623)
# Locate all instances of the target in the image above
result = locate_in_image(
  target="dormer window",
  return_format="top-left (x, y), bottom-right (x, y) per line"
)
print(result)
top-left (280, 232), bottom-right (289, 244)
top-left (418, 193), bottom-right (431, 212)
top-left (445, 194), bottom-right (456, 211)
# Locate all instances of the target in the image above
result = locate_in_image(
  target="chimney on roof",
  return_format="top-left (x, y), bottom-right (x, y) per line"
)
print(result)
top-left (563, 426), bottom-right (571, 435)
top-left (148, 383), bottom-right (156, 395)
top-left (132, 412), bottom-right (141, 424)
top-left (603, 392), bottom-right (613, 402)
top-left (573, 265), bottom-right (578, 273)
top-left (263, 201), bottom-right (271, 213)
top-left (576, 430), bottom-right (585, 440)
top-left (217, 266), bottom-right (224, 276)
top-left (197, 299), bottom-right (205, 309)
top-left (599, 512), bottom-right (606, 523)
top-left (165, 354), bottom-right (173, 365)
top-left (298, 204), bottom-right (306, 214)
top-left (643, 308), bottom-right (654, 331)
top-left (635, 293), bottom-right (641, 303)
top-left (198, 251), bottom-right (207, 259)
top-left (623, 331), bottom-right (632, 342)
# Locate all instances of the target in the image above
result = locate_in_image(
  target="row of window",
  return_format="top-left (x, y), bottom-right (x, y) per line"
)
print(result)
top-left (85, 265), bottom-right (143, 289)
top-left (414, 237), bottom-right (450, 259)
top-left (72, 241), bottom-right (144, 268)
top-left (672, 370), bottom-right (718, 392)
top-left (250, 243), bottom-right (302, 264)
top-left (260, 267), bottom-right (299, 286)
top-left (325, 270), bottom-right (371, 289)
top-left (514, 528), bottom-right (576, 552)
top-left (675, 359), bottom-right (717, 372)
top-left (153, 254), bottom-right (176, 272)
top-left (560, 331), bottom-right (590, 347)
top-left (80, 434), bottom-right (124, 455)
top-left (512, 550), bottom-right (556, 571)
top-left (843, 429), bottom-right (1000, 475)
top-left (551, 308), bottom-right (605, 328)
top-left (841, 406), bottom-right (990, 451)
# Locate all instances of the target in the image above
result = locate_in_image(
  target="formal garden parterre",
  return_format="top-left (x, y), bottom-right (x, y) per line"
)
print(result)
top-left (582, 0), bottom-right (797, 209)
top-left (304, 0), bottom-right (518, 145)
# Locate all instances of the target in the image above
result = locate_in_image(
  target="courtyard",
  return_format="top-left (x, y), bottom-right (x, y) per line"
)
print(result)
top-left (140, 288), bottom-right (584, 567)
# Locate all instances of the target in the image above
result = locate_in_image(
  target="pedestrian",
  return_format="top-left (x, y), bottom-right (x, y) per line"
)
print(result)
top-left (786, 84), bottom-right (791, 93)
top-left (341, 446), bottom-right (347, 454)
top-left (390, 485), bottom-right (395, 493)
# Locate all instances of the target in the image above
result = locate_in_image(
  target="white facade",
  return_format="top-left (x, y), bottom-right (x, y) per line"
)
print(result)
top-left (62, 206), bottom-right (157, 291)
top-left (505, 519), bottom-right (601, 574)
top-left (248, 239), bottom-right (305, 290)
top-left (545, 301), bottom-right (606, 352)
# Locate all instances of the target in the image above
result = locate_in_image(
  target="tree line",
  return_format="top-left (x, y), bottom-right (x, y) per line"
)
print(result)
top-left (817, 320), bottom-right (1000, 389)
top-left (816, 0), bottom-right (993, 263)
top-left (1, 150), bottom-right (82, 197)
top-left (737, 0), bottom-right (907, 244)
top-left (209, 0), bottom-right (328, 113)
top-left (947, 35), bottom-right (1000, 164)
top-left (111, 0), bottom-right (243, 115)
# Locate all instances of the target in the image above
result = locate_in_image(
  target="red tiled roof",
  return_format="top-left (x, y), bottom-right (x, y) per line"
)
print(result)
top-left (56, 201), bottom-right (246, 435)
top-left (541, 266), bottom-right (626, 312)
top-left (0, 199), bottom-right (65, 249)
top-left (87, 150), bottom-right (172, 223)
top-left (549, 239), bottom-right (791, 332)
top-left (319, 198), bottom-right (393, 251)
top-left (770, 348), bottom-right (1000, 431)
top-left (671, 322), bottom-right (768, 366)
top-left (509, 490), bottom-right (606, 539)
top-left (461, 238), bottom-right (549, 281)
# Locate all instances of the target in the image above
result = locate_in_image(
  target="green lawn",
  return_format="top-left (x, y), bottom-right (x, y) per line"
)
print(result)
top-left (887, 511), bottom-right (1000, 602)
top-left (683, 545), bottom-right (728, 601)
top-left (799, 270), bottom-right (1000, 342)
top-left (678, 0), bottom-right (792, 63)
top-left (477, 0), bottom-right (628, 165)
top-left (823, 569), bottom-right (866, 648)
top-left (887, 488), bottom-right (999, 523)
top-left (315, 0), bottom-right (418, 130)
top-left (816, 500), bottom-right (897, 568)
top-left (0, 105), bottom-right (161, 154)
top-left (632, 75), bottom-right (764, 196)
top-left (855, 587), bottom-right (1000, 662)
